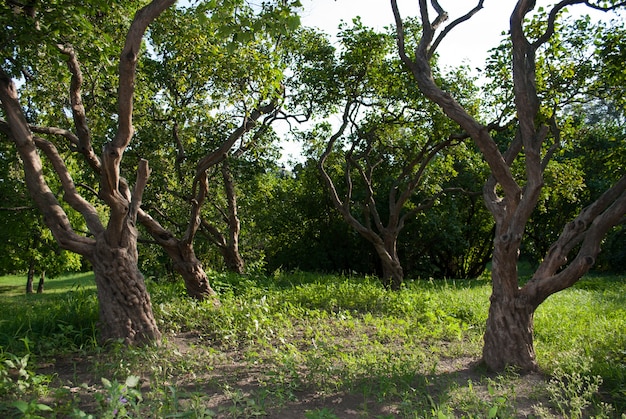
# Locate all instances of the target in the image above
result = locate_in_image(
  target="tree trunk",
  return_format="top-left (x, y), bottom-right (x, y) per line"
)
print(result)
top-left (374, 237), bottom-right (404, 290)
top-left (36, 270), bottom-right (44, 293)
top-left (170, 243), bottom-right (218, 301)
top-left (381, 258), bottom-right (404, 290)
top-left (482, 232), bottom-right (538, 371)
top-left (221, 158), bottom-right (244, 274)
top-left (26, 258), bottom-right (34, 294)
top-left (221, 244), bottom-right (245, 274)
top-left (482, 293), bottom-right (537, 372)
top-left (92, 236), bottom-right (161, 345)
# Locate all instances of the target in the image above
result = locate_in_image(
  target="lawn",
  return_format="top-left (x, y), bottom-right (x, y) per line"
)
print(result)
top-left (0, 270), bottom-right (624, 418)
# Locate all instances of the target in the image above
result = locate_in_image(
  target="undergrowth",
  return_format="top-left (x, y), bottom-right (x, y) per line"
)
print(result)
top-left (0, 270), bottom-right (624, 418)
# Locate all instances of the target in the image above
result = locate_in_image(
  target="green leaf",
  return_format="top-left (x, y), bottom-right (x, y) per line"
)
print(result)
top-left (36, 403), bottom-right (54, 411)
top-left (125, 375), bottom-right (140, 388)
top-left (287, 15), bottom-right (301, 31)
top-left (11, 400), bottom-right (29, 413)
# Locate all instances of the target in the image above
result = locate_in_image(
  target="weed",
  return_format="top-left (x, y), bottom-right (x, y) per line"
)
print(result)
top-left (545, 367), bottom-right (603, 419)
top-left (93, 375), bottom-right (143, 419)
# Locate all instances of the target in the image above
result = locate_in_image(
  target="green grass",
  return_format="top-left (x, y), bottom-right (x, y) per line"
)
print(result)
top-left (0, 270), bottom-right (624, 418)
top-left (0, 272), bottom-right (98, 354)
top-left (0, 271), bottom-right (96, 296)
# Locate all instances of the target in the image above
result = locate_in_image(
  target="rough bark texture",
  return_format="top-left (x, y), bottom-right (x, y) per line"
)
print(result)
top-left (138, 209), bottom-right (218, 300)
top-left (482, 293), bottom-right (536, 372)
top-left (170, 243), bottom-right (218, 300)
top-left (93, 234), bottom-right (161, 344)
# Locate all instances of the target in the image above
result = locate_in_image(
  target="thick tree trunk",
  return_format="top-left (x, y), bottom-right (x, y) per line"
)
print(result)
top-left (92, 236), bottom-right (161, 345)
top-left (482, 294), bottom-right (537, 372)
top-left (482, 232), bottom-right (538, 371)
top-left (37, 270), bottom-right (44, 293)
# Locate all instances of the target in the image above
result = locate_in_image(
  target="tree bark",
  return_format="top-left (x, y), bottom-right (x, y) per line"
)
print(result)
top-left (138, 210), bottom-right (218, 300)
top-left (482, 292), bottom-right (536, 372)
top-left (92, 233), bottom-right (161, 344)
top-left (220, 158), bottom-right (244, 274)
top-left (26, 258), bottom-right (34, 294)
top-left (170, 243), bottom-right (218, 301)
top-left (373, 236), bottom-right (404, 290)
top-left (37, 270), bottom-right (44, 293)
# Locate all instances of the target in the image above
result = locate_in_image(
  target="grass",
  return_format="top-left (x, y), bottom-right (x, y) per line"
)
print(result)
top-left (0, 270), bottom-right (624, 418)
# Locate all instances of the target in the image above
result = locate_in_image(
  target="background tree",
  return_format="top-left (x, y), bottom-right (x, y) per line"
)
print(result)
top-left (300, 21), bottom-right (479, 288)
top-left (134, 3), bottom-right (294, 284)
top-left (0, 141), bottom-right (83, 292)
top-left (392, 0), bottom-right (626, 371)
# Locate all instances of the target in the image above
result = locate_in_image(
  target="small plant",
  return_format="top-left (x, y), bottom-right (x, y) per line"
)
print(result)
top-left (546, 367), bottom-right (602, 419)
top-left (94, 375), bottom-right (143, 418)
top-left (10, 399), bottom-right (53, 418)
top-left (221, 385), bottom-right (266, 418)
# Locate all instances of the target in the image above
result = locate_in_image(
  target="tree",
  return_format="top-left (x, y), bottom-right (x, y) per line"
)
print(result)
top-left (304, 21), bottom-right (477, 288)
top-left (392, 0), bottom-right (626, 371)
top-left (135, 4), bottom-right (292, 281)
top-left (0, 0), bottom-right (177, 344)
top-left (2, 0), bottom-right (301, 312)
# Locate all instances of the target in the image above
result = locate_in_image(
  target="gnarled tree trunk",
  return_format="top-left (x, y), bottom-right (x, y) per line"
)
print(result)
top-left (138, 210), bottom-right (218, 300)
top-left (482, 294), bottom-right (536, 371)
top-left (373, 236), bottom-right (404, 290)
top-left (0, 0), bottom-right (175, 347)
top-left (93, 233), bottom-right (161, 344)
top-left (392, 0), bottom-right (626, 372)
top-left (170, 243), bottom-right (217, 300)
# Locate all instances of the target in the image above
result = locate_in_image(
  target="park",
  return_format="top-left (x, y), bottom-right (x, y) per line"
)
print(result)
top-left (1, 0), bottom-right (625, 417)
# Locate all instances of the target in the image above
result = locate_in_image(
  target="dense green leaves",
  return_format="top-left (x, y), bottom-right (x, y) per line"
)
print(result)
top-left (1, 0), bottom-right (625, 282)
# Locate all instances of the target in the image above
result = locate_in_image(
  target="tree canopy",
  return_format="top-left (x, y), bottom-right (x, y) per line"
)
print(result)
top-left (1, 0), bottom-right (624, 371)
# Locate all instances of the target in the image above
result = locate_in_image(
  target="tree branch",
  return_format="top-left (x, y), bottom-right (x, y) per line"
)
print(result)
top-left (0, 70), bottom-right (95, 255)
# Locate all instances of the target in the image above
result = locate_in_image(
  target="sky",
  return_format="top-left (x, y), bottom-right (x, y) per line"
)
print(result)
top-left (298, 0), bottom-right (622, 69)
